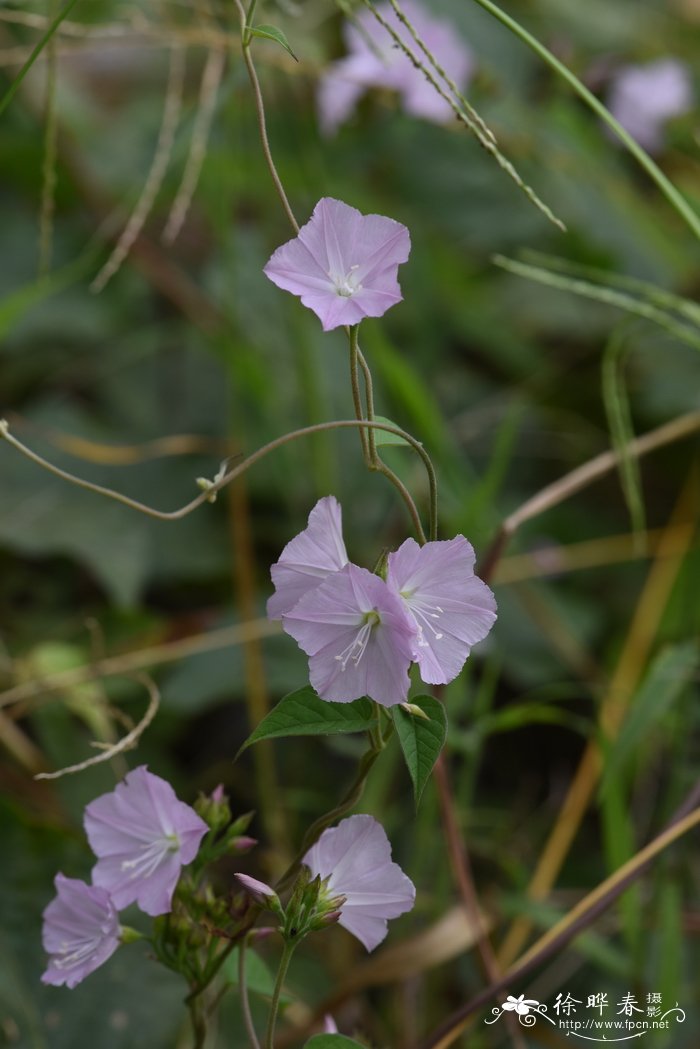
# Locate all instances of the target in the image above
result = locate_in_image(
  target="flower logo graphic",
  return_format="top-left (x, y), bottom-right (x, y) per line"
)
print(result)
top-left (502, 995), bottom-right (541, 1016)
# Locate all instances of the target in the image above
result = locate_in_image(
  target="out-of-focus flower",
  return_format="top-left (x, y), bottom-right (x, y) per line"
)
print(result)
top-left (386, 536), bottom-right (496, 685)
top-left (84, 766), bottom-right (208, 917)
top-left (281, 562), bottom-right (416, 707)
top-left (323, 1015), bottom-right (339, 1033)
top-left (267, 496), bottom-right (348, 619)
top-left (607, 58), bottom-right (693, 152)
top-left (303, 815), bottom-right (415, 952)
top-left (319, 0), bottom-right (473, 135)
top-left (263, 197), bottom-right (410, 331)
top-left (41, 875), bottom-right (121, 989)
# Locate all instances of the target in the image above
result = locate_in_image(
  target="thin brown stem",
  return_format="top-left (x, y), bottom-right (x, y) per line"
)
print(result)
top-left (421, 799), bottom-right (700, 1049)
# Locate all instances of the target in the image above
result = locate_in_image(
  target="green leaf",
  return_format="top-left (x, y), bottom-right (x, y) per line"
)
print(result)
top-left (236, 687), bottom-right (378, 757)
top-left (247, 24), bottom-right (298, 61)
top-left (224, 947), bottom-right (290, 1002)
top-left (601, 642), bottom-right (699, 790)
top-left (372, 415), bottom-right (412, 448)
top-left (304, 1036), bottom-right (367, 1049)
top-left (392, 695), bottom-right (447, 808)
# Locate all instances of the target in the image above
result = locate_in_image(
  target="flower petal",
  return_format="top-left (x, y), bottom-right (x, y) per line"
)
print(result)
top-left (268, 496), bottom-right (348, 619)
top-left (41, 875), bottom-right (121, 988)
top-left (304, 815), bottom-right (415, 952)
top-left (84, 766), bottom-right (208, 917)
top-left (387, 536), bottom-right (496, 685)
top-left (282, 564), bottom-right (415, 706)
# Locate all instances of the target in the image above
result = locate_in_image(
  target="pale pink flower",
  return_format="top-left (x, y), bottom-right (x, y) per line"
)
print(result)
top-left (263, 197), bottom-right (410, 331)
top-left (304, 815), bottom-right (415, 952)
top-left (84, 766), bottom-right (208, 917)
top-left (386, 536), bottom-right (497, 685)
top-left (281, 563), bottom-right (416, 707)
top-left (267, 495), bottom-right (348, 619)
top-left (607, 58), bottom-right (693, 153)
top-left (319, 0), bottom-right (473, 135)
top-left (41, 875), bottom-right (121, 988)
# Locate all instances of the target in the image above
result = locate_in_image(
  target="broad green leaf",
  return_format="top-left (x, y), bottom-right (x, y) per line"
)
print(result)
top-left (392, 695), bottom-right (447, 808)
top-left (224, 947), bottom-right (290, 1002)
top-left (304, 1036), bottom-right (367, 1049)
top-left (236, 688), bottom-right (377, 756)
top-left (372, 415), bottom-right (412, 448)
top-left (247, 24), bottom-right (298, 61)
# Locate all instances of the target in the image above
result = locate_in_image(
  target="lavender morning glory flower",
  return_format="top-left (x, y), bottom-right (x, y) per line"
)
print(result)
top-left (263, 197), bottom-right (410, 331)
top-left (41, 875), bottom-right (121, 988)
top-left (607, 58), bottom-right (693, 153)
top-left (84, 766), bottom-right (209, 917)
top-left (267, 495), bottom-right (348, 619)
top-left (318, 0), bottom-right (474, 135)
top-left (386, 536), bottom-right (497, 685)
top-left (282, 562), bottom-right (416, 707)
top-left (303, 814), bottom-right (415, 952)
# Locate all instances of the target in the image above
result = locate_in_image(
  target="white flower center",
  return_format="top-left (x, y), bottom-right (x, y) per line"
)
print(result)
top-left (335, 610), bottom-right (380, 670)
top-left (400, 591), bottom-right (444, 647)
top-left (330, 264), bottom-right (363, 298)
top-left (120, 833), bottom-right (180, 881)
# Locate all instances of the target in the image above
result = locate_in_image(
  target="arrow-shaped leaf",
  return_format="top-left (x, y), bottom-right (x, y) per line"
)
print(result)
top-left (236, 687), bottom-right (377, 757)
top-left (247, 23), bottom-right (298, 61)
top-left (392, 695), bottom-right (447, 808)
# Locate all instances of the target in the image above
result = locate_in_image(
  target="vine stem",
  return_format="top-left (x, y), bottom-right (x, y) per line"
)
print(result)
top-left (265, 940), bottom-right (296, 1049)
top-left (470, 0), bottom-right (700, 242)
top-left (232, 0), bottom-right (298, 233)
top-left (240, 936), bottom-right (262, 1049)
top-left (0, 418), bottom-right (436, 536)
top-left (275, 722), bottom-right (388, 892)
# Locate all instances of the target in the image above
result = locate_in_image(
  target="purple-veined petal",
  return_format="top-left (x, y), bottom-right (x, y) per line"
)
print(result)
top-left (304, 815), bottom-right (415, 952)
top-left (268, 496), bottom-right (348, 619)
top-left (263, 198), bottom-right (410, 331)
top-left (282, 563), bottom-right (415, 707)
top-left (387, 536), bottom-right (496, 685)
top-left (84, 766), bottom-right (208, 917)
top-left (41, 875), bottom-right (121, 989)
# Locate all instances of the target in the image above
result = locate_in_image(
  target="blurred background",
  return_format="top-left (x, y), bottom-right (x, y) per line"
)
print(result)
top-left (1, 0), bottom-right (699, 1046)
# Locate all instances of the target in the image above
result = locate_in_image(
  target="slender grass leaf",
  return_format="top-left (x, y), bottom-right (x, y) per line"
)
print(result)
top-left (602, 330), bottom-right (646, 540)
top-left (236, 687), bottom-right (377, 757)
top-left (601, 642), bottom-right (698, 790)
top-left (392, 695), bottom-right (447, 809)
top-left (493, 255), bottom-right (700, 352)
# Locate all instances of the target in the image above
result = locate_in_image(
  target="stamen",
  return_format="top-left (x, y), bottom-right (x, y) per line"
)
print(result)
top-left (120, 834), bottom-right (180, 881)
top-left (334, 611), bottom-right (380, 670)
top-left (55, 936), bottom-right (102, 969)
top-left (401, 595), bottom-right (444, 647)
top-left (329, 266), bottom-right (364, 299)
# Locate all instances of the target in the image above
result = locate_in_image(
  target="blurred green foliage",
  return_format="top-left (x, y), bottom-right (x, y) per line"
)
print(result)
top-left (1, 0), bottom-right (699, 1046)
